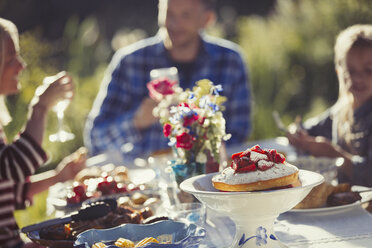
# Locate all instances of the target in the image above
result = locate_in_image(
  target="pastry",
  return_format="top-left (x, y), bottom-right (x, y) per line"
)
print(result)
top-left (212, 145), bottom-right (299, 192)
top-left (135, 237), bottom-right (159, 247)
top-left (294, 182), bottom-right (352, 209)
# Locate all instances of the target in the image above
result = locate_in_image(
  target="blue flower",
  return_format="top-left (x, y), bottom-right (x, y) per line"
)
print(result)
top-left (199, 96), bottom-right (209, 108)
top-left (255, 226), bottom-right (268, 246)
top-left (212, 84), bottom-right (223, 95)
top-left (238, 226), bottom-right (269, 247)
top-left (208, 103), bottom-right (219, 112)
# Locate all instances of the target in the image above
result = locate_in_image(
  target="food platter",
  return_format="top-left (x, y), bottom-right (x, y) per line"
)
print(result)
top-left (23, 196), bottom-right (168, 248)
top-left (73, 220), bottom-right (206, 247)
top-left (289, 185), bottom-right (372, 214)
top-left (47, 167), bottom-right (157, 212)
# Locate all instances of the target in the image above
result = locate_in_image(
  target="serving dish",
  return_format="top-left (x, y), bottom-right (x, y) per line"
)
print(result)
top-left (24, 198), bottom-right (162, 248)
top-left (73, 220), bottom-right (206, 248)
top-left (180, 170), bottom-right (324, 248)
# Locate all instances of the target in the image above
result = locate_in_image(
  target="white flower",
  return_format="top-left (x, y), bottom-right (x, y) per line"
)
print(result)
top-left (204, 140), bottom-right (212, 151)
top-left (196, 152), bottom-right (207, 163)
top-left (159, 109), bottom-right (170, 119)
top-left (152, 106), bottom-right (160, 117)
top-left (223, 133), bottom-right (232, 141)
top-left (202, 118), bottom-right (210, 128)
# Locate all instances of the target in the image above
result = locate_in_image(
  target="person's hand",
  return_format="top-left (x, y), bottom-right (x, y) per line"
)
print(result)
top-left (287, 130), bottom-right (339, 157)
top-left (133, 97), bottom-right (159, 130)
top-left (56, 147), bottom-right (87, 182)
top-left (287, 127), bottom-right (354, 179)
top-left (32, 71), bottom-right (74, 110)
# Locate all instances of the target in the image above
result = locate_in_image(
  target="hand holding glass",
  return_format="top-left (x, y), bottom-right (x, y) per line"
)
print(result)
top-left (37, 72), bottom-right (75, 142)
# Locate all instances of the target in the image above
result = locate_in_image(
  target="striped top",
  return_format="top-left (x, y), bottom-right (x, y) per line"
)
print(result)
top-left (0, 127), bottom-right (47, 248)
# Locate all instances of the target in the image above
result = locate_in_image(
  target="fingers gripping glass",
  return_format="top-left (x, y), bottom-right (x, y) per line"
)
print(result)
top-left (45, 74), bottom-right (75, 142)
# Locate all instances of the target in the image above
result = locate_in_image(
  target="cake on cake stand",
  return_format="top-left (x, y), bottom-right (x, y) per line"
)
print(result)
top-left (180, 170), bottom-right (324, 248)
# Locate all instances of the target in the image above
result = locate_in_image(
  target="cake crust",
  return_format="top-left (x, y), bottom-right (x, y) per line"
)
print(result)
top-left (212, 170), bottom-right (299, 192)
top-left (211, 145), bottom-right (300, 192)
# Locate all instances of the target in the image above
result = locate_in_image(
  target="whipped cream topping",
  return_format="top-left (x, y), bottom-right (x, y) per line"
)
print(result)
top-left (250, 151), bottom-right (268, 162)
top-left (212, 162), bottom-right (298, 185)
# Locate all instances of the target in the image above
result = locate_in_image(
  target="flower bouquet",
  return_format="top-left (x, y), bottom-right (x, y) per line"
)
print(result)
top-left (150, 78), bottom-right (231, 185)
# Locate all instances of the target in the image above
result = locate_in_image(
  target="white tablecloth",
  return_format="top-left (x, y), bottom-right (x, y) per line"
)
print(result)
top-left (200, 206), bottom-right (372, 248)
top-left (276, 206), bottom-right (372, 248)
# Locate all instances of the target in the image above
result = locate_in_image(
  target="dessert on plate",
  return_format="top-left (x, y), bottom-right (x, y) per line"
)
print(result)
top-left (212, 145), bottom-right (299, 191)
top-left (294, 182), bottom-right (361, 208)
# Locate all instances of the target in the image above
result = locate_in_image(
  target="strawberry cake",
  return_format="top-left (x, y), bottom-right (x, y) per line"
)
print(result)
top-left (212, 145), bottom-right (299, 192)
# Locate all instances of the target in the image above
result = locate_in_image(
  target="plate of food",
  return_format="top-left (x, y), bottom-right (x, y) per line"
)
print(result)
top-left (73, 220), bottom-right (206, 248)
top-left (24, 198), bottom-right (169, 248)
top-left (291, 183), bottom-right (372, 214)
top-left (47, 164), bottom-right (156, 211)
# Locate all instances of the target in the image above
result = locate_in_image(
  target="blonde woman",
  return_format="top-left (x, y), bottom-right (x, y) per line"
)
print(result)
top-left (288, 24), bottom-right (372, 186)
top-left (0, 18), bottom-right (86, 248)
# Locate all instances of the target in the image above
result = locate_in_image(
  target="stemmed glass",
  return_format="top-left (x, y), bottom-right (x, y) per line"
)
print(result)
top-left (49, 96), bottom-right (75, 142)
top-left (150, 66), bottom-right (179, 83)
top-left (43, 73), bottom-right (75, 142)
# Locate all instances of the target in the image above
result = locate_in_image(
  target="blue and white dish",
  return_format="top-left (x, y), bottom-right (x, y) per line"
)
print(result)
top-left (73, 220), bottom-right (206, 248)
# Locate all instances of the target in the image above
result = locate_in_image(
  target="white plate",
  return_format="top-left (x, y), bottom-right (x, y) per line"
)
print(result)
top-left (289, 185), bottom-right (372, 213)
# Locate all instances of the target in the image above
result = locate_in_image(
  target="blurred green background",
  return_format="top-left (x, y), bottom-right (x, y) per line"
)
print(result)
top-left (0, 0), bottom-right (371, 231)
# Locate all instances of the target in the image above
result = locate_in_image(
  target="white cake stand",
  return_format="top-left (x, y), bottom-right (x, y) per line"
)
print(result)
top-left (180, 170), bottom-right (324, 248)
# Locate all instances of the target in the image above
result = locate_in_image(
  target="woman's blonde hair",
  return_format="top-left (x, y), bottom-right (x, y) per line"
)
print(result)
top-left (0, 18), bottom-right (19, 126)
top-left (334, 24), bottom-right (372, 149)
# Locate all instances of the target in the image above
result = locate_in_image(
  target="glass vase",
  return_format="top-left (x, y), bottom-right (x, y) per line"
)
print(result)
top-left (171, 161), bottom-right (205, 186)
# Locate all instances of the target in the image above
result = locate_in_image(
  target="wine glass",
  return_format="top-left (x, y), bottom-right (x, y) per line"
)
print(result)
top-left (150, 66), bottom-right (179, 82)
top-left (49, 97), bottom-right (75, 142)
top-left (43, 73), bottom-right (75, 142)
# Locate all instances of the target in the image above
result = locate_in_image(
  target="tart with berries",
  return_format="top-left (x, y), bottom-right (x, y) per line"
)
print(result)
top-left (212, 145), bottom-right (300, 192)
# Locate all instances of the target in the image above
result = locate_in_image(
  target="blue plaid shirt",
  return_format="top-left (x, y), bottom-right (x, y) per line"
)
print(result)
top-left (84, 33), bottom-right (252, 161)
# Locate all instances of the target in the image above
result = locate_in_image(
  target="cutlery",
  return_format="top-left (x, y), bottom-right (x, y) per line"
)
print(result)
top-left (272, 110), bottom-right (288, 133)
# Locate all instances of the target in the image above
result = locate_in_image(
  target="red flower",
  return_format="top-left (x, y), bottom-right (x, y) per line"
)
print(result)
top-left (176, 132), bottom-right (195, 150)
top-left (183, 113), bottom-right (199, 127)
top-left (163, 123), bottom-right (172, 137)
top-left (147, 77), bottom-right (177, 101)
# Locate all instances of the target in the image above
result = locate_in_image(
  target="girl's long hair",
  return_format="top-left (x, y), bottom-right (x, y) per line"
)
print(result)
top-left (0, 18), bottom-right (19, 126)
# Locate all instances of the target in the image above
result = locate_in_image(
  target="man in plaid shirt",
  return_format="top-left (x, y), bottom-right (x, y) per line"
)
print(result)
top-left (84, 0), bottom-right (251, 162)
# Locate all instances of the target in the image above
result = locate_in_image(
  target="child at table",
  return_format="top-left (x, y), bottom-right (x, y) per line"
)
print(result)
top-left (0, 18), bottom-right (86, 248)
top-left (287, 24), bottom-right (372, 186)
